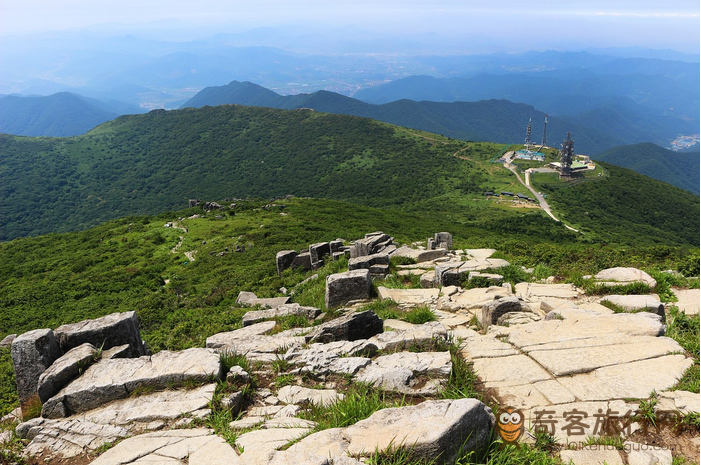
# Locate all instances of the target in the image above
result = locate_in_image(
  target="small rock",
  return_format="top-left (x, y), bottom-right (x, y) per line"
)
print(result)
top-left (306, 310), bottom-right (383, 344)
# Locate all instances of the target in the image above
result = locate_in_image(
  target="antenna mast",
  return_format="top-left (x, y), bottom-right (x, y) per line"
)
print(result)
top-left (524, 118), bottom-right (533, 150)
top-left (541, 114), bottom-right (548, 149)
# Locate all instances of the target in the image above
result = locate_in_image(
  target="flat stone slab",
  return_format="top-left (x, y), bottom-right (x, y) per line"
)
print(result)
top-left (557, 354), bottom-right (693, 401)
top-left (672, 288), bottom-right (699, 315)
top-left (355, 351), bottom-right (452, 395)
top-left (237, 427), bottom-right (312, 464)
top-left (593, 267), bottom-right (657, 288)
top-left (657, 390), bottom-right (700, 415)
top-left (242, 304), bottom-right (321, 327)
top-left (19, 417), bottom-right (129, 459)
top-left (37, 342), bottom-right (97, 402)
top-left (601, 295), bottom-right (665, 319)
top-left (207, 321), bottom-right (305, 360)
top-left (625, 441), bottom-right (673, 465)
top-left (458, 258), bottom-right (510, 272)
top-left (560, 448), bottom-right (624, 465)
top-left (42, 348), bottom-right (222, 418)
top-left (77, 383), bottom-right (216, 426)
top-left (90, 429), bottom-right (240, 465)
top-left (368, 321), bottom-right (446, 352)
top-left (461, 335), bottom-right (519, 359)
top-left (472, 354), bottom-right (551, 387)
top-left (376, 287), bottom-right (439, 305)
top-left (515, 283), bottom-right (580, 300)
top-left (237, 291), bottom-right (291, 309)
top-left (277, 385), bottom-right (343, 407)
top-left (464, 249), bottom-right (497, 259)
top-left (276, 399), bottom-right (495, 465)
top-left (439, 286), bottom-right (512, 311)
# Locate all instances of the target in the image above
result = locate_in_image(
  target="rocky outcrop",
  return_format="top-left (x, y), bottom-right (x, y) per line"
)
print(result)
top-left (41, 348), bottom-right (223, 418)
top-left (0, 334), bottom-right (16, 349)
top-left (275, 399), bottom-right (494, 465)
top-left (480, 295), bottom-right (523, 327)
top-left (601, 295), bottom-right (665, 321)
top-left (276, 250), bottom-right (298, 275)
top-left (348, 252), bottom-right (390, 271)
top-left (306, 310), bottom-right (383, 344)
top-left (37, 343), bottom-right (97, 403)
top-left (242, 303), bottom-right (321, 327)
top-left (54, 311), bottom-right (147, 357)
top-left (355, 351), bottom-right (452, 395)
top-left (593, 267), bottom-right (657, 288)
top-left (325, 269), bottom-right (373, 309)
top-left (11, 328), bottom-right (62, 409)
top-left (350, 232), bottom-right (392, 258)
top-left (206, 321), bottom-right (306, 361)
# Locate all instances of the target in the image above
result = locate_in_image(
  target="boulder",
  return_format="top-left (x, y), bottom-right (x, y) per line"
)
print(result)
top-left (368, 321), bottom-right (447, 352)
top-left (291, 252), bottom-right (313, 271)
top-left (41, 348), bottom-right (223, 418)
top-left (324, 269), bottom-right (373, 309)
top-left (348, 252), bottom-right (390, 271)
top-left (54, 311), bottom-right (146, 357)
top-left (0, 334), bottom-right (16, 349)
top-left (306, 310), bottom-right (383, 344)
top-left (279, 399), bottom-right (495, 465)
top-left (276, 250), bottom-right (298, 275)
top-left (593, 267), bottom-right (657, 288)
top-left (242, 304), bottom-right (321, 327)
top-left (351, 233), bottom-right (391, 258)
top-left (601, 295), bottom-right (665, 321)
top-left (309, 242), bottom-right (331, 263)
top-left (480, 296), bottom-right (522, 327)
top-left (434, 232), bottom-right (453, 250)
top-left (355, 351), bottom-right (452, 395)
top-left (37, 343), bottom-right (97, 403)
top-left (329, 240), bottom-right (344, 253)
top-left (11, 328), bottom-right (62, 408)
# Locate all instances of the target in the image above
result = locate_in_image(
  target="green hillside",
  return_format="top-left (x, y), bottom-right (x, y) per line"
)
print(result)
top-left (181, 80), bottom-right (622, 155)
top-left (0, 104), bottom-right (698, 247)
top-left (594, 142), bottom-right (700, 194)
top-left (0, 92), bottom-right (125, 137)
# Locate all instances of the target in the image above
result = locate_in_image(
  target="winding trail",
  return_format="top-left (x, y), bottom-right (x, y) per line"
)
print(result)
top-left (169, 221), bottom-right (198, 261)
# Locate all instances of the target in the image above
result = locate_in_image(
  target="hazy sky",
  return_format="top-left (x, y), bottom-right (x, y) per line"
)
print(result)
top-left (1, 0), bottom-right (699, 52)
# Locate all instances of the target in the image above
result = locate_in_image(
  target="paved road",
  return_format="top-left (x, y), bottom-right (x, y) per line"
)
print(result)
top-left (504, 163), bottom-right (580, 232)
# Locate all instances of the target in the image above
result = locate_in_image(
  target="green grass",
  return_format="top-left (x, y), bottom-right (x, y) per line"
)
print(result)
top-left (299, 383), bottom-right (407, 431)
top-left (582, 435), bottom-right (624, 450)
top-left (666, 307), bottom-right (700, 393)
top-left (440, 340), bottom-right (481, 400)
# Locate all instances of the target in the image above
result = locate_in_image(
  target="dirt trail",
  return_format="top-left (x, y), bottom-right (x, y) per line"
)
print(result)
top-left (169, 221), bottom-right (197, 261)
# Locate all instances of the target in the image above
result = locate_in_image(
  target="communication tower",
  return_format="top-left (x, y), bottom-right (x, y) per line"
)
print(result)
top-left (560, 132), bottom-right (574, 178)
top-left (541, 114), bottom-right (548, 148)
top-left (524, 118), bottom-right (533, 150)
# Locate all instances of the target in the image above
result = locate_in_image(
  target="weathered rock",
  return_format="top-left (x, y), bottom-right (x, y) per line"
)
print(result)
top-left (11, 328), bottom-right (62, 408)
top-left (369, 263), bottom-right (390, 276)
top-left (560, 448), bottom-right (624, 465)
top-left (593, 267), bottom-right (657, 288)
top-left (54, 311), bottom-right (146, 357)
top-left (90, 429), bottom-right (240, 465)
top-left (480, 295), bottom-right (522, 327)
top-left (276, 250), bottom-right (298, 275)
top-left (438, 286), bottom-right (512, 312)
top-left (237, 291), bottom-right (291, 309)
top-left (348, 252), bottom-right (390, 271)
top-left (37, 343), bottom-right (96, 403)
top-left (601, 295), bottom-right (665, 320)
top-left (284, 340), bottom-right (375, 375)
top-left (356, 351), bottom-right (452, 395)
top-left (324, 269), bottom-right (373, 309)
top-left (515, 283), bottom-right (579, 300)
top-left (306, 310), bottom-right (383, 343)
top-left (433, 232), bottom-right (453, 250)
top-left (277, 385), bottom-right (343, 406)
top-left (657, 390), bottom-right (700, 415)
top-left (351, 233), bottom-right (391, 258)
top-left (242, 304), bottom-right (321, 327)
top-left (227, 365), bottom-right (251, 384)
top-left (420, 271), bottom-right (435, 288)
top-left (329, 240), bottom-right (344, 253)
top-left (625, 442), bottom-right (673, 465)
top-left (19, 417), bottom-right (130, 459)
top-left (376, 287), bottom-right (439, 305)
top-left (496, 311), bottom-right (541, 326)
top-left (0, 334), bottom-right (16, 349)
top-left (41, 348), bottom-right (223, 418)
top-left (237, 427), bottom-right (313, 464)
top-left (309, 242), bottom-right (331, 263)
top-left (101, 344), bottom-right (132, 359)
top-left (291, 252), bottom-right (313, 271)
top-left (368, 321), bottom-right (447, 352)
top-left (673, 288), bottom-right (700, 315)
top-left (206, 321), bottom-right (305, 360)
top-left (279, 399), bottom-right (495, 465)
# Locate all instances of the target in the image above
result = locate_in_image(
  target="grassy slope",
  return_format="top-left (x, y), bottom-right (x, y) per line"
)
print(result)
top-left (594, 142), bottom-right (700, 194)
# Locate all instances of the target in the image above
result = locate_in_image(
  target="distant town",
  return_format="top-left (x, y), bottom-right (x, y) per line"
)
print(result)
top-left (671, 134), bottom-right (700, 151)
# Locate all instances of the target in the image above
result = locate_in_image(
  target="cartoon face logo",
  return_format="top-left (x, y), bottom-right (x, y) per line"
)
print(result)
top-left (497, 408), bottom-right (524, 444)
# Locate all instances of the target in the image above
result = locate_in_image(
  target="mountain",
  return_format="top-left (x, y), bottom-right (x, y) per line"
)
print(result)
top-left (0, 92), bottom-right (144, 137)
top-left (181, 80), bottom-right (623, 155)
top-left (0, 104), bottom-right (697, 246)
top-left (593, 143), bottom-right (700, 194)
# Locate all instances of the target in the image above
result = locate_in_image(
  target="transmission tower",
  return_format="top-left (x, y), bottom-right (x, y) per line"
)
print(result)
top-left (560, 132), bottom-right (574, 177)
top-left (541, 114), bottom-right (548, 148)
top-left (524, 118), bottom-right (533, 150)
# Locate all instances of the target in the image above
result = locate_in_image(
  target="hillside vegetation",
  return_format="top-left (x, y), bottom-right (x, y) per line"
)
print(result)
top-left (594, 142), bottom-right (700, 194)
top-left (0, 92), bottom-right (142, 137)
top-left (181, 80), bottom-right (621, 155)
top-left (0, 104), bottom-right (698, 247)
top-left (1, 196), bottom-right (697, 415)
